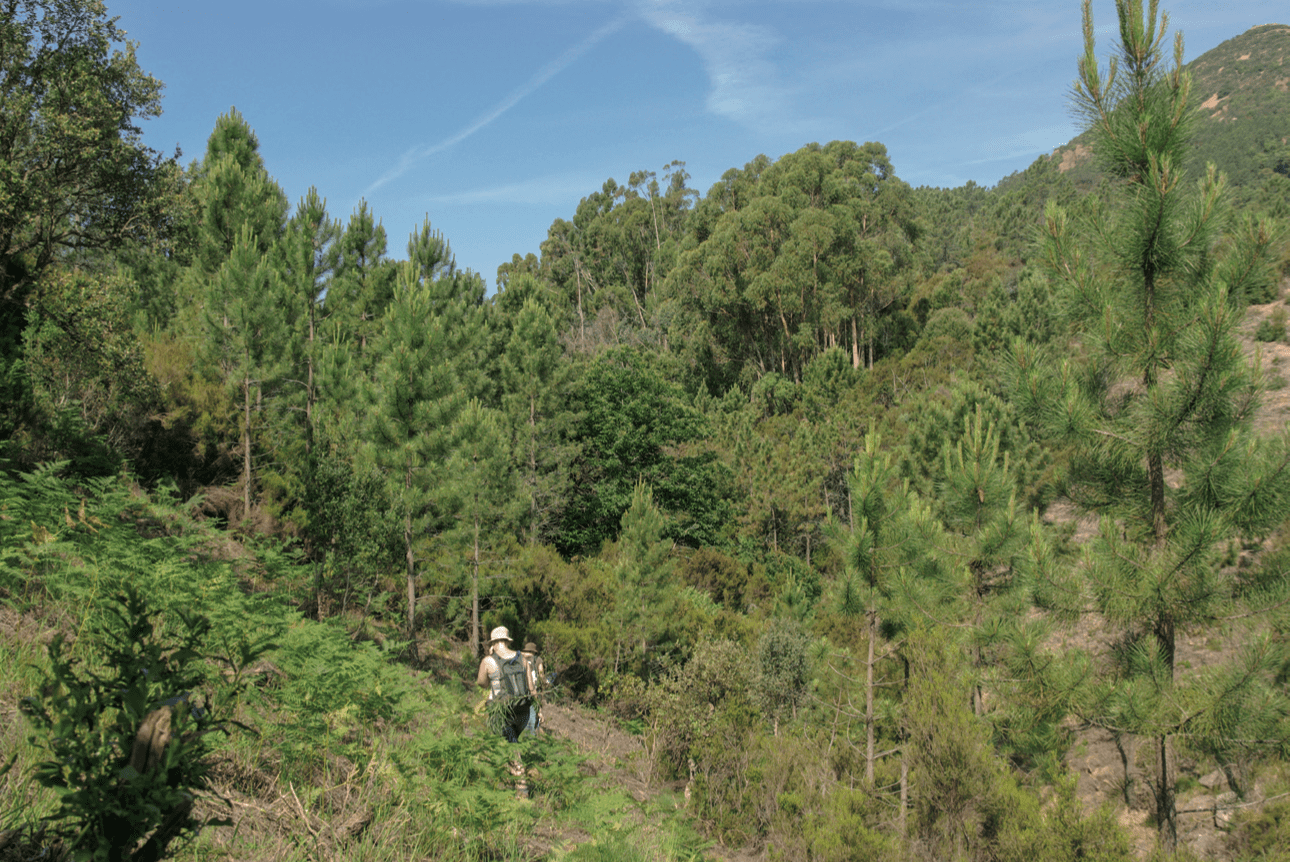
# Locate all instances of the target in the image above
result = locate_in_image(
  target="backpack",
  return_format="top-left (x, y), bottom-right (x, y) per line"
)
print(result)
top-left (496, 652), bottom-right (531, 702)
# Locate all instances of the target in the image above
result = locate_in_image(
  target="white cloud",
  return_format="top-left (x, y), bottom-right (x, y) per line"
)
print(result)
top-left (634, 0), bottom-right (807, 132)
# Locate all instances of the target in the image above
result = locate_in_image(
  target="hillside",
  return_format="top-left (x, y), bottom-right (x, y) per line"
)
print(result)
top-left (1051, 22), bottom-right (1289, 207)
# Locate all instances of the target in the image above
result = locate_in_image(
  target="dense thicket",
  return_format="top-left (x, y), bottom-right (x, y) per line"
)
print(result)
top-left (1, 1), bottom-right (1287, 860)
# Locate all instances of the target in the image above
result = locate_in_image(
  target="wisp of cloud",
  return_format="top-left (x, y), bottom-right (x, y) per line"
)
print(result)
top-left (366, 16), bottom-right (627, 194)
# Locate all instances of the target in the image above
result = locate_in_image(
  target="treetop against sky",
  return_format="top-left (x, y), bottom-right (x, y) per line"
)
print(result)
top-left (109, 0), bottom-right (1288, 281)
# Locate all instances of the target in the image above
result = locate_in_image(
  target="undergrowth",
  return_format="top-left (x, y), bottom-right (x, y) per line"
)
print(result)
top-left (0, 464), bottom-right (721, 861)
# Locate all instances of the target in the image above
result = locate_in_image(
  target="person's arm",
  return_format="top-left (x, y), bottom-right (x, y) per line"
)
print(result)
top-left (476, 656), bottom-right (493, 689)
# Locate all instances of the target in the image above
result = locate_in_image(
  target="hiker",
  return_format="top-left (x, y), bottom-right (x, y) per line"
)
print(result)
top-left (475, 626), bottom-right (535, 744)
top-left (520, 641), bottom-right (546, 734)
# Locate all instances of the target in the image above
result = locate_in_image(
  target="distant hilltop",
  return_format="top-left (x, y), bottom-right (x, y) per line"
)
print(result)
top-left (1051, 22), bottom-right (1289, 198)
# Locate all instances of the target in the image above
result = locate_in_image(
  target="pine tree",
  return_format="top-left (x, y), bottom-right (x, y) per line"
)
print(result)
top-left (199, 223), bottom-right (289, 516)
top-left (189, 109), bottom-right (286, 278)
top-left (328, 200), bottom-right (396, 361)
top-left (834, 431), bottom-right (938, 796)
top-left (1009, 1), bottom-right (1290, 849)
top-left (366, 263), bottom-right (465, 638)
top-left (274, 189), bottom-right (339, 456)
top-left (934, 407), bottom-right (1028, 717)
top-left (612, 482), bottom-right (675, 674)
top-left (443, 398), bottom-right (516, 656)
top-left (366, 253), bottom-right (490, 640)
top-left (498, 293), bottom-right (575, 546)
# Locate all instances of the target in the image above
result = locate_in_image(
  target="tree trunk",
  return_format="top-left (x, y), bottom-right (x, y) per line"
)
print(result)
top-left (865, 609), bottom-right (876, 786)
top-left (404, 460), bottom-right (416, 640)
top-left (305, 307), bottom-right (315, 456)
top-left (1115, 732), bottom-right (1138, 806)
top-left (242, 371), bottom-right (252, 516)
top-left (1154, 611), bottom-right (1178, 851)
top-left (472, 510), bottom-right (481, 658)
top-left (1156, 733), bottom-right (1177, 851)
top-left (899, 749), bottom-right (909, 836)
top-left (404, 511), bottom-right (415, 636)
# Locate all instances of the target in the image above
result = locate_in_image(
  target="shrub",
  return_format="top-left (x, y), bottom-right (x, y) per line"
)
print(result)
top-left (19, 587), bottom-right (264, 862)
top-left (1254, 305), bottom-right (1288, 343)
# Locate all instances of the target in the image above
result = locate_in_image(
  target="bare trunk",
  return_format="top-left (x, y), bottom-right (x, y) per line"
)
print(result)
top-left (865, 610), bottom-right (876, 786)
top-left (242, 372), bottom-right (252, 516)
top-left (404, 460), bottom-right (416, 643)
top-left (305, 309), bottom-right (315, 456)
top-left (1156, 733), bottom-right (1177, 851)
top-left (899, 751), bottom-right (909, 835)
top-left (1115, 733), bottom-right (1138, 806)
top-left (404, 511), bottom-right (415, 635)
top-left (472, 511), bottom-right (481, 658)
top-left (1154, 611), bottom-right (1178, 851)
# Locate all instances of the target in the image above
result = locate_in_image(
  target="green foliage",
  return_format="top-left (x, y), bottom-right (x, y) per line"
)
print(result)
top-left (19, 588), bottom-right (264, 862)
top-left (11, 268), bottom-right (161, 474)
top-left (0, 0), bottom-right (177, 300)
top-left (1254, 304), bottom-right (1287, 343)
top-left (675, 546), bottom-right (767, 611)
top-left (752, 617), bottom-right (811, 732)
top-left (1227, 796), bottom-right (1290, 861)
top-left (538, 162), bottom-right (695, 352)
top-left (666, 141), bottom-right (920, 384)
top-left (271, 619), bottom-right (412, 776)
top-left (1182, 25), bottom-right (1291, 203)
top-left (301, 434), bottom-right (398, 615)
top-left (324, 200), bottom-right (398, 365)
top-left (187, 108), bottom-right (287, 277)
top-left (197, 222), bottom-right (291, 515)
top-left (803, 788), bottom-right (899, 862)
top-left (1010, 2), bottom-right (1292, 850)
top-left (559, 347), bottom-right (730, 555)
top-left (365, 261), bottom-right (486, 632)
top-left (0, 0), bottom-right (181, 468)
top-left (644, 638), bottom-right (755, 782)
top-left (498, 294), bottom-right (578, 546)
top-left (903, 626), bottom-right (999, 857)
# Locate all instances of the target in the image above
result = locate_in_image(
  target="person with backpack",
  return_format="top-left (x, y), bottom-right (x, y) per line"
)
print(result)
top-left (520, 641), bottom-right (546, 734)
top-left (475, 626), bottom-right (535, 744)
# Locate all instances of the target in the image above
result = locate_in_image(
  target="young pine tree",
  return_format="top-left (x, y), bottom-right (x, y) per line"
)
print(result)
top-left (199, 222), bottom-right (290, 517)
top-left (612, 481), bottom-right (675, 674)
top-left (327, 200), bottom-right (396, 362)
top-left (1009, 1), bottom-right (1290, 849)
top-left (366, 263), bottom-right (466, 638)
top-left (443, 398), bottom-right (517, 657)
top-left (833, 430), bottom-right (944, 811)
top-left (498, 293), bottom-right (576, 546)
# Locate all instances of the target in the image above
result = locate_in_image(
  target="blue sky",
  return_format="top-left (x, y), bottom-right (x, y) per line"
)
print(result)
top-left (108, 0), bottom-right (1289, 285)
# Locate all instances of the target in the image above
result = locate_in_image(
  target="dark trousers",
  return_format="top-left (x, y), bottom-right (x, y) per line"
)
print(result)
top-left (495, 697), bottom-right (531, 743)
